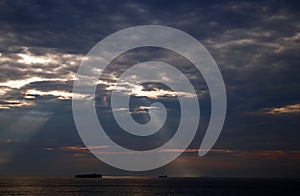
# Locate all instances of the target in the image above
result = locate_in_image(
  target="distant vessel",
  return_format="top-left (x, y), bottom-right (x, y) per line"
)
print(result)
top-left (75, 173), bottom-right (102, 178)
top-left (158, 175), bottom-right (167, 178)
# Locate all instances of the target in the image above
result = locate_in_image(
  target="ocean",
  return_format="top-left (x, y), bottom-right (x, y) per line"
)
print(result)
top-left (0, 177), bottom-right (299, 195)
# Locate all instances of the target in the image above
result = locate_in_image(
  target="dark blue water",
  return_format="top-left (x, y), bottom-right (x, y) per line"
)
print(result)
top-left (0, 177), bottom-right (299, 195)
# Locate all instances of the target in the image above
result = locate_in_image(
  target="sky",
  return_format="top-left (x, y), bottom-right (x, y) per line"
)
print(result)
top-left (0, 0), bottom-right (300, 177)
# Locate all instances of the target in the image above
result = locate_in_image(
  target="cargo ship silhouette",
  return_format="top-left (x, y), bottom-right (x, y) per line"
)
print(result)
top-left (158, 175), bottom-right (167, 178)
top-left (75, 173), bottom-right (102, 178)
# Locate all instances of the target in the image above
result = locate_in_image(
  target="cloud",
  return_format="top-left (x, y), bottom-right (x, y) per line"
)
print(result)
top-left (0, 0), bottom-right (298, 114)
top-left (230, 150), bottom-right (300, 160)
top-left (0, 100), bottom-right (34, 110)
top-left (0, 76), bottom-right (75, 89)
top-left (25, 89), bottom-right (88, 100)
top-left (0, 138), bottom-right (20, 144)
top-left (260, 103), bottom-right (300, 115)
top-left (43, 145), bottom-right (110, 152)
top-left (163, 148), bottom-right (300, 160)
top-left (0, 46), bottom-right (85, 109)
top-left (42, 145), bottom-right (300, 161)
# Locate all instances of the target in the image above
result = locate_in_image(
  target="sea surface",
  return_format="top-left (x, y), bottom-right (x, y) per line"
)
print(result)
top-left (0, 177), bottom-right (299, 195)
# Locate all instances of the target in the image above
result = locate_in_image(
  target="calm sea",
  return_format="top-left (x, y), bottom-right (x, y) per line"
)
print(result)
top-left (0, 177), bottom-right (299, 195)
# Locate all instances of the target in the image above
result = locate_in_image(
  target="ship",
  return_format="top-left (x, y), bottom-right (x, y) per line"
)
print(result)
top-left (75, 173), bottom-right (102, 178)
top-left (158, 175), bottom-right (167, 178)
